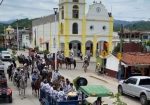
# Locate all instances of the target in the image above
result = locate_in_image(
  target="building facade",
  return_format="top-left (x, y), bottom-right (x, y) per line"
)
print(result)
top-left (32, 0), bottom-right (114, 57)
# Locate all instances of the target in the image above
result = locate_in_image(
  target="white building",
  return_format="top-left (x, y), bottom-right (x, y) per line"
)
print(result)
top-left (32, 0), bottom-right (114, 57)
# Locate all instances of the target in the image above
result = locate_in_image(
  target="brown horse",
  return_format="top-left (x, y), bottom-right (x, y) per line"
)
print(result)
top-left (32, 77), bottom-right (41, 97)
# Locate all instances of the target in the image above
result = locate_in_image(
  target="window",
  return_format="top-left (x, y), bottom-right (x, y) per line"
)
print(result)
top-left (126, 78), bottom-right (137, 85)
top-left (139, 79), bottom-right (150, 85)
top-left (72, 5), bottom-right (79, 19)
top-left (90, 26), bottom-right (94, 30)
top-left (73, 0), bottom-right (78, 2)
top-left (143, 35), bottom-right (148, 39)
top-left (103, 26), bottom-right (106, 30)
top-left (60, 23), bottom-right (63, 34)
top-left (61, 6), bottom-right (64, 19)
top-left (72, 23), bottom-right (78, 34)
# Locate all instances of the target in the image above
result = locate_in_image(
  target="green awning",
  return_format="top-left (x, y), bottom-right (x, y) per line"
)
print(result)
top-left (79, 85), bottom-right (112, 97)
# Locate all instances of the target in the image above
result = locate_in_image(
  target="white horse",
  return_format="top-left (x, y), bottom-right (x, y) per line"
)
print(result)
top-left (19, 74), bottom-right (27, 99)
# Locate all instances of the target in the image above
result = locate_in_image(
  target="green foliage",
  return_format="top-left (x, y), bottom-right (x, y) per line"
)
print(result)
top-left (111, 93), bottom-right (127, 105)
top-left (113, 43), bottom-right (120, 54)
top-left (114, 21), bottom-right (150, 32)
top-left (34, 46), bottom-right (39, 52)
top-left (146, 41), bottom-right (150, 46)
top-left (0, 18), bottom-right (32, 34)
top-left (43, 50), bottom-right (49, 54)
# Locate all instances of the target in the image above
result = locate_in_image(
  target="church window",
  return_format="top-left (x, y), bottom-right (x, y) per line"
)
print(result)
top-left (60, 23), bottom-right (63, 34)
top-left (73, 0), bottom-right (78, 2)
top-left (72, 23), bottom-right (78, 34)
top-left (73, 5), bottom-right (79, 19)
top-left (103, 26), bottom-right (106, 30)
top-left (90, 25), bottom-right (94, 30)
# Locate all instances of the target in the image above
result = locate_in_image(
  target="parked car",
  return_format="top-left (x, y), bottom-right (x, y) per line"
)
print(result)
top-left (0, 73), bottom-right (12, 103)
top-left (0, 51), bottom-right (12, 61)
top-left (118, 76), bottom-right (150, 105)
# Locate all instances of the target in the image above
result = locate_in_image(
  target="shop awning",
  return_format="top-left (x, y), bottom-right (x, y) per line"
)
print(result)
top-left (79, 85), bottom-right (112, 97)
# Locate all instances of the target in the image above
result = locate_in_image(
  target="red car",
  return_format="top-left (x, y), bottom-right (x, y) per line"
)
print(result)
top-left (0, 75), bottom-right (12, 103)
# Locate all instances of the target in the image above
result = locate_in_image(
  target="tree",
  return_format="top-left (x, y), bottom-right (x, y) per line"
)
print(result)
top-left (113, 43), bottom-right (121, 54)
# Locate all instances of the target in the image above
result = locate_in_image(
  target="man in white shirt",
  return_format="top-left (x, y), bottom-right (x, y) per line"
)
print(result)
top-left (51, 70), bottom-right (60, 82)
top-left (57, 88), bottom-right (66, 102)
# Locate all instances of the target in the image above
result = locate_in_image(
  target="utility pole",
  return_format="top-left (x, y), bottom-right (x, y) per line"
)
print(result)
top-left (118, 24), bottom-right (124, 80)
top-left (0, 0), bottom-right (4, 6)
top-left (53, 8), bottom-right (58, 71)
top-left (16, 20), bottom-right (19, 51)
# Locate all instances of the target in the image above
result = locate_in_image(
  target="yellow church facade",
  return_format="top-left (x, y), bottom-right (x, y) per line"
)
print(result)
top-left (32, 0), bottom-right (114, 57)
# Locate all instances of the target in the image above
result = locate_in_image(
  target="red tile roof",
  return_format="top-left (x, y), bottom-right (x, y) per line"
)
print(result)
top-left (122, 52), bottom-right (150, 66)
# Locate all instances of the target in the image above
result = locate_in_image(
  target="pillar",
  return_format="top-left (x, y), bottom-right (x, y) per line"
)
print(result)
top-left (93, 35), bottom-right (97, 57)
top-left (108, 17), bottom-right (114, 53)
top-left (64, 0), bottom-right (70, 57)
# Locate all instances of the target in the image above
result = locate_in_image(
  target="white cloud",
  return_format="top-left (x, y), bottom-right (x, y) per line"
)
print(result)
top-left (0, 0), bottom-right (150, 21)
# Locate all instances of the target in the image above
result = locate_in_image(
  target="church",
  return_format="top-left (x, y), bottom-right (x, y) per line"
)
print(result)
top-left (32, 0), bottom-right (114, 57)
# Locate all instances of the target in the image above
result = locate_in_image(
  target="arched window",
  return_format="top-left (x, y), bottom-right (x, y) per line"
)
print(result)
top-left (73, 0), bottom-right (78, 2)
top-left (72, 5), bottom-right (79, 18)
top-left (60, 23), bottom-right (63, 34)
top-left (61, 6), bottom-right (64, 19)
top-left (72, 23), bottom-right (78, 34)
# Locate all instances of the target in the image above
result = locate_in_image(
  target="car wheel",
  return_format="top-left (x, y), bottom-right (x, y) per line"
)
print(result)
top-left (140, 94), bottom-right (148, 105)
top-left (8, 96), bottom-right (12, 103)
top-left (118, 85), bottom-right (124, 95)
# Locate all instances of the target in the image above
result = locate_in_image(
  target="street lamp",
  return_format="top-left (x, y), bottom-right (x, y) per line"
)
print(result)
top-left (53, 8), bottom-right (58, 71)
top-left (16, 19), bottom-right (19, 51)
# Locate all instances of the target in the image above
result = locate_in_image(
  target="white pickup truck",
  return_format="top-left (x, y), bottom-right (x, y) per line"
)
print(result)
top-left (0, 51), bottom-right (12, 61)
top-left (118, 76), bottom-right (150, 105)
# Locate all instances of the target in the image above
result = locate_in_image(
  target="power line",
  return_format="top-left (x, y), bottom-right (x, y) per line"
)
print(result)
top-left (0, 0), bottom-right (4, 6)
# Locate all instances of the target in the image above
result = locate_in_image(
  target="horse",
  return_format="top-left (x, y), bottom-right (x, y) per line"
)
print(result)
top-left (57, 58), bottom-right (66, 69)
top-left (65, 57), bottom-right (76, 70)
top-left (32, 77), bottom-right (41, 97)
top-left (19, 74), bottom-right (27, 99)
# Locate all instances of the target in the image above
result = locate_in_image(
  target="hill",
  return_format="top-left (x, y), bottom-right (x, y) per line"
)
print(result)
top-left (114, 20), bottom-right (150, 32)
top-left (0, 18), bottom-right (150, 34)
top-left (0, 18), bottom-right (32, 34)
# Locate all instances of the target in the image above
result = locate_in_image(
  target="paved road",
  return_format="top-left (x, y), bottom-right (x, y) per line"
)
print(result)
top-left (1, 61), bottom-right (40, 105)
top-left (59, 62), bottom-right (141, 105)
top-left (1, 55), bottom-right (141, 105)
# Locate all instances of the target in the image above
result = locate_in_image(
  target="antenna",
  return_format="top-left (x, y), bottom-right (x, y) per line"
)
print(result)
top-left (111, 5), bottom-right (112, 13)
top-left (93, 0), bottom-right (96, 4)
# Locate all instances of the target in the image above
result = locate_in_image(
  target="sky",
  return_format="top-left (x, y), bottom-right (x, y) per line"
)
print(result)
top-left (0, 0), bottom-right (150, 21)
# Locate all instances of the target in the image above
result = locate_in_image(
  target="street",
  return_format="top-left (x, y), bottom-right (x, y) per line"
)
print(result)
top-left (1, 61), bottom-right (40, 105)
top-left (1, 60), bottom-right (141, 105)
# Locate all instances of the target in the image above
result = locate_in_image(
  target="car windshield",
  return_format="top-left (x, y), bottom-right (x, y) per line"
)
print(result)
top-left (2, 51), bottom-right (9, 54)
top-left (139, 79), bottom-right (150, 85)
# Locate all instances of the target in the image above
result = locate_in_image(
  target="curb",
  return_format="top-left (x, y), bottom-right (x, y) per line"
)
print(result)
top-left (89, 75), bottom-right (108, 83)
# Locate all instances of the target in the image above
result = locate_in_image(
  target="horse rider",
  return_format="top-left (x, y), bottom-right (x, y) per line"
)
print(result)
top-left (41, 66), bottom-right (48, 80)
top-left (83, 56), bottom-right (89, 68)
top-left (69, 53), bottom-right (74, 63)
top-left (13, 68), bottom-right (20, 83)
top-left (23, 63), bottom-right (30, 78)
top-left (7, 63), bottom-right (13, 80)
top-left (31, 70), bottom-right (40, 88)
